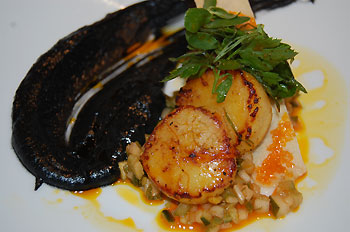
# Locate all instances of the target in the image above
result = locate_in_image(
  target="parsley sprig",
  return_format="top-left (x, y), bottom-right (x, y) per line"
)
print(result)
top-left (163, 0), bottom-right (306, 103)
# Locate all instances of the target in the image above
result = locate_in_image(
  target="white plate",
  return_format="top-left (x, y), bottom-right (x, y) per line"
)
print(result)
top-left (1, 0), bottom-right (349, 231)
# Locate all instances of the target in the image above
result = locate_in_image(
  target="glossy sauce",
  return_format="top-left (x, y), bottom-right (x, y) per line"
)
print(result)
top-left (125, 34), bottom-right (171, 61)
top-left (71, 187), bottom-right (142, 232)
top-left (72, 188), bottom-right (102, 201)
top-left (292, 45), bottom-right (348, 194)
top-left (115, 180), bottom-right (164, 206)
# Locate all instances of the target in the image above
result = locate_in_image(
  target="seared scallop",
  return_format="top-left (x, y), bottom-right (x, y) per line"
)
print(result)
top-left (140, 106), bottom-right (237, 204)
top-left (176, 70), bottom-right (272, 153)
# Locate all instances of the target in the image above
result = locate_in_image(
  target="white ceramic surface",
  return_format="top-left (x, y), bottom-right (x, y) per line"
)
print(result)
top-left (1, 0), bottom-right (349, 231)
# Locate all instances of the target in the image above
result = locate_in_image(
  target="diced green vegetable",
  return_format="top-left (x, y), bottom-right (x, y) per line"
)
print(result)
top-left (131, 175), bottom-right (141, 187)
top-left (211, 216), bottom-right (224, 225)
top-left (201, 216), bottom-right (211, 226)
top-left (236, 158), bottom-right (243, 170)
top-left (245, 201), bottom-right (253, 212)
top-left (270, 196), bottom-right (279, 217)
top-left (118, 161), bottom-right (128, 180)
top-left (221, 188), bottom-right (235, 199)
top-left (174, 203), bottom-right (191, 216)
top-left (226, 205), bottom-right (239, 224)
top-left (162, 209), bottom-right (175, 222)
top-left (222, 211), bottom-right (233, 223)
top-left (145, 185), bottom-right (161, 200)
top-left (269, 179), bottom-right (302, 219)
top-left (270, 195), bottom-right (288, 218)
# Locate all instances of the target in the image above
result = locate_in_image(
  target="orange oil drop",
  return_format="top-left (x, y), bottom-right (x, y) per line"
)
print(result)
top-left (72, 188), bottom-right (102, 200)
top-left (72, 187), bottom-right (142, 232)
top-left (105, 216), bottom-right (143, 232)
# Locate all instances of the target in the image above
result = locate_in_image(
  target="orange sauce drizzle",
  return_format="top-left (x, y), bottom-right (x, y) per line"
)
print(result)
top-left (295, 117), bottom-right (309, 165)
top-left (127, 42), bottom-right (141, 54)
top-left (93, 81), bottom-right (104, 89)
top-left (256, 113), bottom-right (296, 185)
top-left (69, 117), bottom-right (76, 125)
top-left (72, 188), bottom-right (102, 201)
top-left (72, 187), bottom-right (142, 231)
top-left (104, 217), bottom-right (142, 231)
top-left (115, 179), bottom-right (164, 206)
top-left (125, 35), bottom-right (171, 61)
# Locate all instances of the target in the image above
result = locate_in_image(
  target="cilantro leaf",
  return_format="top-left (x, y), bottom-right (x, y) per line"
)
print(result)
top-left (214, 73), bottom-right (233, 103)
top-left (184, 8), bottom-right (211, 33)
top-left (204, 17), bottom-right (250, 29)
top-left (217, 59), bottom-right (242, 70)
top-left (163, 55), bottom-right (209, 81)
top-left (208, 7), bottom-right (236, 19)
top-left (186, 31), bottom-right (219, 50)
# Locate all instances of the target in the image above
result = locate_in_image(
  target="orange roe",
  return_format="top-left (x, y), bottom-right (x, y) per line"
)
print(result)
top-left (256, 113), bottom-right (296, 185)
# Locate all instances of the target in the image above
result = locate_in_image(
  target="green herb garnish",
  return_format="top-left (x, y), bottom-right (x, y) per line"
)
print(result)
top-left (163, 0), bottom-right (306, 103)
top-left (161, 209), bottom-right (175, 222)
top-left (200, 216), bottom-right (211, 226)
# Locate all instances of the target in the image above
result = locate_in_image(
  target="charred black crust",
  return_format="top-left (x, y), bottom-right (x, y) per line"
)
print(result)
top-left (241, 72), bottom-right (259, 122)
top-left (11, 0), bottom-right (189, 191)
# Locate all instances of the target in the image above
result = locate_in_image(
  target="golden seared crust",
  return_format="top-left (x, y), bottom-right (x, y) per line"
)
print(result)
top-left (176, 70), bottom-right (272, 153)
top-left (141, 106), bottom-right (237, 204)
